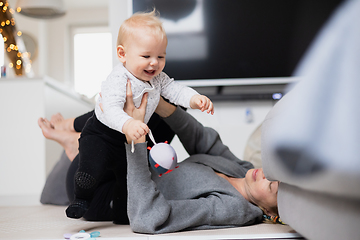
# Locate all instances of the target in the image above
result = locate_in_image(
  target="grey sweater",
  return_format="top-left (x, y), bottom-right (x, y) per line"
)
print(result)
top-left (125, 107), bottom-right (263, 234)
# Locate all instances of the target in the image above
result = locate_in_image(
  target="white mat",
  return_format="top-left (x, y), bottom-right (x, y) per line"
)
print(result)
top-left (0, 205), bottom-right (303, 240)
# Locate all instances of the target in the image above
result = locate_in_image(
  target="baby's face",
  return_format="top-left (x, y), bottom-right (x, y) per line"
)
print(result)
top-left (121, 31), bottom-right (167, 81)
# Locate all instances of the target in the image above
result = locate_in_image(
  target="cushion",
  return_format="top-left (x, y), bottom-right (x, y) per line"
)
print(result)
top-left (40, 151), bottom-right (71, 206)
top-left (243, 124), bottom-right (262, 169)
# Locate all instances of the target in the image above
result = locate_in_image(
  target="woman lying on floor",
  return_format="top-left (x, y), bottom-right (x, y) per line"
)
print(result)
top-left (38, 82), bottom-right (280, 234)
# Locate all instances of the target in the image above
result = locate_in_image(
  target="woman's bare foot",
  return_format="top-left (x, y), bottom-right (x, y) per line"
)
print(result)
top-left (50, 113), bottom-right (75, 132)
top-left (50, 113), bottom-right (64, 128)
top-left (38, 117), bottom-right (80, 161)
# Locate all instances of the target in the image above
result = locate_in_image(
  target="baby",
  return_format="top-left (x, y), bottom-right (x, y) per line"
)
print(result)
top-left (66, 9), bottom-right (214, 220)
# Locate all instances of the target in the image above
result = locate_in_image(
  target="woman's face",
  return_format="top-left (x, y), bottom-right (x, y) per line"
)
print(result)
top-left (244, 168), bottom-right (279, 215)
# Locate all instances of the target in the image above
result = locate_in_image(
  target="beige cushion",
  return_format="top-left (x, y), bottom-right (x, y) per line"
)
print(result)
top-left (243, 124), bottom-right (262, 169)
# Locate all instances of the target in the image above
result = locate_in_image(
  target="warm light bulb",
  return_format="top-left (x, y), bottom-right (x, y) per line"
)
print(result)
top-left (16, 7), bottom-right (21, 12)
top-left (1, 22), bottom-right (5, 27)
top-left (3, 36), bottom-right (7, 42)
top-left (17, 31), bottom-right (22, 36)
top-left (6, 20), bottom-right (10, 25)
top-left (16, 60), bottom-right (22, 65)
top-left (16, 65), bottom-right (21, 70)
top-left (9, 63), bottom-right (13, 68)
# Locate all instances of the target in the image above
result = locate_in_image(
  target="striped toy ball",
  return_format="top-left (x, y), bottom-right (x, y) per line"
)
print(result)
top-left (149, 143), bottom-right (177, 176)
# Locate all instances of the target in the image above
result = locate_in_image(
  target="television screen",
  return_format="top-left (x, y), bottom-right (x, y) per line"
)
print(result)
top-left (132, 0), bottom-right (343, 99)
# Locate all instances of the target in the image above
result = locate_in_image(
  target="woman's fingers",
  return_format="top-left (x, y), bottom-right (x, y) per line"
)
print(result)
top-left (139, 92), bottom-right (148, 112)
top-left (124, 79), bottom-right (135, 115)
top-left (123, 79), bottom-right (148, 123)
top-left (126, 79), bottom-right (133, 100)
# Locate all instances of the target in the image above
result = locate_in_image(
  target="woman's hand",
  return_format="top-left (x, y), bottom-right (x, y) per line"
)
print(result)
top-left (123, 79), bottom-right (148, 121)
top-left (123, 79), bottom-right (149, 144)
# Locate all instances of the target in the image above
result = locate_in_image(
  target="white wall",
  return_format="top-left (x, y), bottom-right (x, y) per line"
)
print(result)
top-left (0, 77), bottom-right (92, 205)
top-left (109, 0), bottom-right (130, 67)
top-left (0, 78), bottom-right (45, 201)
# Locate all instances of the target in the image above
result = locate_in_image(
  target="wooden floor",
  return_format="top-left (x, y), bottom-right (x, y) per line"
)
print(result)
top-left (0, 205), bottom-right (303, 240)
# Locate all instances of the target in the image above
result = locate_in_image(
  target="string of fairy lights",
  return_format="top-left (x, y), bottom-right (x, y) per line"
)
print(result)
top-left (0, 0), bottom-right (33, 76)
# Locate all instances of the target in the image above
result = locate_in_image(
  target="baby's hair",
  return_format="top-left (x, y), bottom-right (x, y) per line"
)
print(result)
top-left (117, 8), bottom-right (167, 47)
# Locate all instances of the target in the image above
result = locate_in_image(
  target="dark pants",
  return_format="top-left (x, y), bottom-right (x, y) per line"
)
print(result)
top-left (66, 111), bottom-right (176, 222)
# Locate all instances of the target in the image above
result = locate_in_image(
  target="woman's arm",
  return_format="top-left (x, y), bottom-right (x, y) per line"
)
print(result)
top-left (156, 98), bottom-right (253, 169)
top-left (162, 105), bottom-right (232, 157)
top-left (125, 142), bottom-right (259, 233)
top-left (154, 96), bottom-right (177, 118)
top-left (156, 98), bottom-right (222, 156)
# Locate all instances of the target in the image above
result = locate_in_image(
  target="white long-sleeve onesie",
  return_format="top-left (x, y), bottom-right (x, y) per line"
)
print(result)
top-left (95, 63), bottom-right (199, 133)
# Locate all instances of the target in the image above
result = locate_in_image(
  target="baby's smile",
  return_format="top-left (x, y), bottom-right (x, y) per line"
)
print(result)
top-left (144, 69), bottom-right (156, 75)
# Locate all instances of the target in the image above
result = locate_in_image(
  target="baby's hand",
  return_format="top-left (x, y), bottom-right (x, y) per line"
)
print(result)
top-left (190, 95), bottom-right (214, 115)
top-left (123, 119), bottom-right (149, 140)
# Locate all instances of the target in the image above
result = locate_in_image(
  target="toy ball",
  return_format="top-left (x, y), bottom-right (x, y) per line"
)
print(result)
top-left (148, 142), bottom-right (178, 176)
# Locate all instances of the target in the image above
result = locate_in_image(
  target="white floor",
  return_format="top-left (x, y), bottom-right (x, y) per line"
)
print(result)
top-left (0, 203), bottom-right (303, 240)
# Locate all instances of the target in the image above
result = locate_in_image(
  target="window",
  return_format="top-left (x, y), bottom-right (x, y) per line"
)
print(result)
top-left (72, 26), bottom-right (112, 98)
